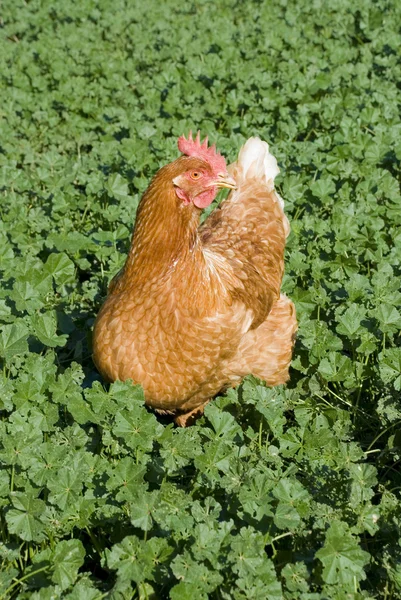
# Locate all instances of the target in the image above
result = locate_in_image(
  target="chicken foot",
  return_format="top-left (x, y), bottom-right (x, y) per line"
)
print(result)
top-left (174, 400), bottom-right (210, 427)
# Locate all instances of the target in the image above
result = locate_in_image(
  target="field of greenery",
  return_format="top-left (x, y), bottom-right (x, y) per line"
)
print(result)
top-left (1, 0), bottom-right (401, 597)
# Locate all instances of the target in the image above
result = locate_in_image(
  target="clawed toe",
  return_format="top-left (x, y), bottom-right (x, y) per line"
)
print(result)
top-left (174, 401), bottom-right (209, 427)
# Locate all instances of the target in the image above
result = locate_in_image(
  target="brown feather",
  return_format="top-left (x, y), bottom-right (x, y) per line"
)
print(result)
top-left (200, 179), bottom-right (286, 328)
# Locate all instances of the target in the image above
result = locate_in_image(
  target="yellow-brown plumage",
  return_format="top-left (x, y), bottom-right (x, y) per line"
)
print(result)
top-left (93, 135), bottom-right (297, 425)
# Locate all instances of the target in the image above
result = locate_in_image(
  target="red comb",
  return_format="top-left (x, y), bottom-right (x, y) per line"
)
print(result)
top-left (177, 131), bottom-right (227, 173)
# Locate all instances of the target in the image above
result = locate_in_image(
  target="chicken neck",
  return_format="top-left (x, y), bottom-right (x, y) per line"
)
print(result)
top-left (122, 172), bottom-right (204, 287)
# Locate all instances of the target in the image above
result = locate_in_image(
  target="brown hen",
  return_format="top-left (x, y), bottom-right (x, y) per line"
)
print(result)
top-left (93, 133), bottom-right (297, 426)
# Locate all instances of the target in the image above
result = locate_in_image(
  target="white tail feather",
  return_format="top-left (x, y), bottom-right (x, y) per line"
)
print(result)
top-left (230, 136), bottom-right (289, 236)
top-left (236, 137), bottom-right (279, 190)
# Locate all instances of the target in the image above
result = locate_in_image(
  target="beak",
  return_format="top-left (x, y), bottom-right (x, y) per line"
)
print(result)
top-left (211, 173), bottom-right (237, 190)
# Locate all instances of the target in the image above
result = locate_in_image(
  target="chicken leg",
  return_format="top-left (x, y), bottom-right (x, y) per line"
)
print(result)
top-left (174, 401), bottom-right (210, 427)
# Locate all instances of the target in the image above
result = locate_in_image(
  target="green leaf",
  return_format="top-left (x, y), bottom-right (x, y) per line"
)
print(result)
top-left (106, 457), bottom-right (146, 501)
top-left (204, 403), bottom-right (243, 440)
top-left (170, 583), bottom-right (208, 600)
top-left (51, 539), bottom-right (85, 591)
top-left (272, 478), bottom-right (310, 529)
top-left (106, 536), bottom-right (152, 583)
top-left (45, 253), bottom-right (75, 286)
top-left (63, 577), bottom-right (100, 600)
top-left (310, 177), bottom-right (336, 199)
top-left (129, 490), bottom-right (159, 531)
top-left (228, 527), bottom-right (267, 577)
top-left (315, 521), bottom-right (370, 585)
top-left (242, 379), bottom-right (286, 437)
top-left (318, 352), bottom-right (353, 383)
top-left (0, 322), bottom-right (29, 360)
top-left (113, 406), bottom-right (163, 452)
top-left (109, 380), bottom-right (146, 407)
top-left (282, 562), bottom-right (310, 593)
top-left (376, 304), bottom-right (401, 334)
top-left (159, 427), bottom-right (202, 473)
top-left (379, 348), bottom-right (401, 390)
top-left (47, 468), bottom-right (83, 510)
top-left (105, 173), bottom-right (129, 199)
top-left (273, 503), bottom-right (300, 529)
top-left (6, 492), bottom-right (46, 542)
top-left (336, 304), bottom-right (366, 339)
top-left (31, 311), bottom-right (68, 347)
top-left (171, 552), bottom-right (223, 594)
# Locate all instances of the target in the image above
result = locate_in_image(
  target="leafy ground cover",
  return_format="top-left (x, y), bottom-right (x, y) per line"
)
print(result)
top-left (1, 0), bottom-right (401, 597)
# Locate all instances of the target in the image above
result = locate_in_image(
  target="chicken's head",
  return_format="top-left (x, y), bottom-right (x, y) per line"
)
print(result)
top-left (173, 131), bottom-right (236, 209)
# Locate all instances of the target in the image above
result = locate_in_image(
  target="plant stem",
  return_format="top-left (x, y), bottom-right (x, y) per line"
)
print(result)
top-left (0, 565), bottom-right (50, 600)
top-left (10, 465), bottom-right (15, 493)
top-left (367, 421), bottom-right (401, 452)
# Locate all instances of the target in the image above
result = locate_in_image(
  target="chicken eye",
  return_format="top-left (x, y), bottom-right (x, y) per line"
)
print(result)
top-left (190, 171), bottom-right (202, 180)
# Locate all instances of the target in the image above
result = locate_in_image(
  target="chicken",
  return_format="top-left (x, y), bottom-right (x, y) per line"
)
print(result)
top-left (92, 132), bottom-right (297, 426)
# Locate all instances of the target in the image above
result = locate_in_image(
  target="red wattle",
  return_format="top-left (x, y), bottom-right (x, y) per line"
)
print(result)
top-left (193, 187), bottom-right (216, 209)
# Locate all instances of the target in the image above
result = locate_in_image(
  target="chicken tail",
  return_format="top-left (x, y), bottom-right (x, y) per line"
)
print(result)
top-left (235, 137), bottom-right (279, 188)
top-left (229, 137), bottom-right (289, 236)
